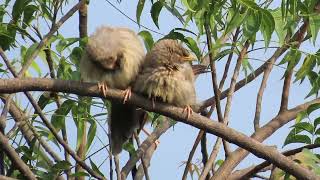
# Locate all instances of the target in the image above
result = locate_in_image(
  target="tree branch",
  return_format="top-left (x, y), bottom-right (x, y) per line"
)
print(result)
top-left (212, 18), bottom-right (310, 180)
top-left (230, 144), bottom-right (320, 179)
top-left (0, 78), bottom-right (318, 179)
top-left (0, 131), bottom-right (36, 180)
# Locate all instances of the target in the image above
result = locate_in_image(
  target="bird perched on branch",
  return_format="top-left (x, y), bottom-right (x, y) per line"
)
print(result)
top-left (80, 26), bottom-right (145, 155)
top-left (134, 39), bottom-right (196, 119)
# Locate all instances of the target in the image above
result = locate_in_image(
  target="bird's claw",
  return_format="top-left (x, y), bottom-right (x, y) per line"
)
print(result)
top-left (183, 105), bottom-right (193, 119)
top-left (98, 82), bottom-right (108, 97)
top-left (122, 87), bottom-right (132, 104)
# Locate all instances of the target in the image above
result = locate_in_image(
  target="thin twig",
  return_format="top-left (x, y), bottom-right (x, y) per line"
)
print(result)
top-left (0, 131), bottom-right (37, 180)
top-left (204, 11), bottom-right (231, 158)
top-left (199, 28), bottom-right (241, 180)
top-left (134, 132), bottom-right (150, 180)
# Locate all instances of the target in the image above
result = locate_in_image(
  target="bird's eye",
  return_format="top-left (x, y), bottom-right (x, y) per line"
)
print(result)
top-left (181, 49), bottom-right (189, 57)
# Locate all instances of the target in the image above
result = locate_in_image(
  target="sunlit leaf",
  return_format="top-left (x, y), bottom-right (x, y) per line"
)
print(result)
top-left (225, 8), bottom-right (247, 35)
top-left (309, 13), bottom-right (320, 44)
top-left (86, 118), bottom-right (97, 152)
top-left (292, 122), bottom-right (314, 135)
top-left (284, 134), bottom-right (311, 146)
top-left (307, 103), bottom-right (320, 115)
top-left (151, 1), bottom-right (163, 29)
top-left (51, 99), bottom-right (75, 132)
top-left (260, 9), bottom-right (275, 48)
top-left (90, 159), bottom-right (105, 177)
top-left (138, 30), bottom-right (154, 52)
top-left (136, 0), bottom-right (146, 26)
top-left (295, 55), bottom-right (316, 82)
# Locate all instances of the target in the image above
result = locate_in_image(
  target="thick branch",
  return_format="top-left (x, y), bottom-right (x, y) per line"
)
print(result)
top-left (230, 144), bottom-right (320, 179)
top-left (0, 78), bottom-right (318, 179)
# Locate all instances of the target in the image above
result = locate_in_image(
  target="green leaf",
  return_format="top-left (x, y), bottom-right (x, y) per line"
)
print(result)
top-left (309, 13), bottom-right (320, 44)
top-left (163, 30), bottom-right (185, 41)
top-left (163, 4), bottom-right (185, 24)
top-left (174, 28), bottom-right (197, 36)
top-left (70, 172), bottom-right (90, 177)
top-left (185, 37), bottom-right (201, 60)
top-left (151, 1), bottom-right (163, 29)
top-left (86, 119), bottom-right (97, 152)
top-left (22, 43), bottom-right (39, 65)
top-left (295, 55), bottom-right (316, 82)
top-left (315, 137), bottom-right (320, 144)
top-left (138, 30), bottom-right (154, 52)
top-left (243, 9), bottom-right (261, 39)
top-left (213, 49), bottom-right (234, 61)
top-left (225, 8), bottom-right (247, 35)
top-left (271, 8), bottom-right (287, 45)
top-left (239, 0), bottom-right (259, 10)
top-left (22, 5), bottom-right (37, 29)
top-left (284, 134), bottom-right (311, 146)
top-left (56, 37), bottom-right (79, 53)
top-left (307, 103), bottom-right (320, 115)
top-left (260, 9), bottom-right (275, 48)
top-left (292, 122), bottom-right (314, 135)
top-left (314, 117), bottom-right (320, 130)
top-left (296, 111), bottom-right (308, 123)
top-left (70, 47), bottom-right (83, 66)
top-left (90, 159), bottom-right (104, 177)
top-left (57, 57), bottom-right (72, 80)
top-left (123, 141), bottom-right (136, 155)
top-left (181, 0), bottom-right (196, 12)
top-left (31, 60), bottom-right (41, 77)
top-left (51, 99), bottom-right (75, 132)
top-left (242, 57), bottom-right (254, 78)
top-left (52, 161), bottom-right (71, 171)
top-left (136, 0), bottom-right (146, 26)
top-left (12, 0), bottom-right (30, 21)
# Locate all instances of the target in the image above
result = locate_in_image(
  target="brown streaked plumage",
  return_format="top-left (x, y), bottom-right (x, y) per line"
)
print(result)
top-left (134, 39), bottom-right (196, 118)
top-left (80, 26), bottom-right (145, 155)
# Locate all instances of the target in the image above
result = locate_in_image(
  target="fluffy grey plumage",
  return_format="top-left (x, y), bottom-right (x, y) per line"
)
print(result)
top-left (80, 26), bottom-right (145, 155)
top-left (134, 39), bottom-right (196, 112)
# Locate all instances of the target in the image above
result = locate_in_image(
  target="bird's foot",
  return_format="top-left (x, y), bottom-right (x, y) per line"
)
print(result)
top-left (142, 128), bottom-right (160, 149)
top-left (122, 87), bottom-right (132, 104)
top-left (98, 81), bottom-right (108, 97)
top-left (183, 105), bottom-right (193, 119)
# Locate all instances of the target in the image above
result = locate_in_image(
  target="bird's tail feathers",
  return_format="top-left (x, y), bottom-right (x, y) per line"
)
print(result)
top-left (110, 101), bottom-right (141, 155)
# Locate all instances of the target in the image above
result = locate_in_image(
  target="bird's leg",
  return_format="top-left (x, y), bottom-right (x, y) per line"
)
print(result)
top-left (182, 105), bottom-right (193, 119)
top-left (98, 81), bottom-right (108, 97)
top-left (122, 86), bottom-right (132, 104)
top-left (142, 128), bottom-right (160, 148)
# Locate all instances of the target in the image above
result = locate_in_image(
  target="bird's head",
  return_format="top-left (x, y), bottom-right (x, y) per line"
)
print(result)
top-left (86, 27), bottom-right (127, 71)
top-left (151, 39), bottom-right (196, 66)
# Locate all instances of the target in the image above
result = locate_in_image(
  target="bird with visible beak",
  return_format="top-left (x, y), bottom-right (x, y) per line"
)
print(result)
top-left (80, 26), bottom-right (145, 155)
top-left (134, 39), bottom-right (197, 119)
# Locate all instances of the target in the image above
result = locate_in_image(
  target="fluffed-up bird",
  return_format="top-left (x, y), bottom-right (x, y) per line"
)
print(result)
top-left (80, 26), bottom-right (145, 155)
top-left (134, 39), bottom-right (196, 119)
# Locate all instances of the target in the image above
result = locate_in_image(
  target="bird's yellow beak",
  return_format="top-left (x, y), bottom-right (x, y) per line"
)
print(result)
top-left (181, 54), bottom-right (196, 61)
